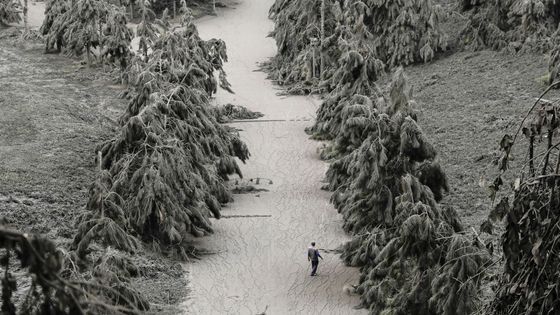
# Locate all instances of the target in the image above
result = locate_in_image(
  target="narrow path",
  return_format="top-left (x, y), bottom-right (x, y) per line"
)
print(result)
top-left (183, 1), bottom-right (366, 314)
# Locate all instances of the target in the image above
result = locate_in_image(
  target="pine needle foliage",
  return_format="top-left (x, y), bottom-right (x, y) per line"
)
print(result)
top-left (40, 0), bottom-right (69, 52)
top-left (0, 0), bottom-right (21, 26)
top-left (75, 2), bottom-right (249, 256)
top-left (0, 220), bottom-right (143, 314)
top-left (267, 0), bottom-right (447, 94)
top-left (460, 1), bottom-right (560, 83)
top-left (484, 86), bottom-right (560, 315)
top-left (313, 69), bottom-right (489, 314)
top-left (461, 0), bottom-right (560, 52)
top-left (41, 0), bottom-right (133, 66)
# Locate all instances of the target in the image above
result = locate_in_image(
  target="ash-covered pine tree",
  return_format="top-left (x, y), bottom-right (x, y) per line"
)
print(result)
top-left (53, 0), bottom-right (109, 64)
top-left (0, 0), bottom-right (21, 25)
top-left (312, 69), bottom-right (489, 314)
top-left (0, 219), bottom-right (147, 314)
top-left (101, 6), bottom-right (133, 70)
top-left (41, 0), bottom-right (133, 67)
top-left (40, 0), bottom-right (69, 52)
top-left (461, 0), bottom-right (559, 52)
top-left (268, 0), bottom-right (447, 94)
top-left (74, 1), bottom-right (249, 257)
top-left (267, 0), bottom-right (340, 94)
top-left (461, 1), bottom-right (560, 83)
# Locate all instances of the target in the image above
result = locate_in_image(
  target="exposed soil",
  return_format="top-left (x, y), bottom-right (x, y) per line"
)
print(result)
top-left (0, 38), bottom-right (187, 314)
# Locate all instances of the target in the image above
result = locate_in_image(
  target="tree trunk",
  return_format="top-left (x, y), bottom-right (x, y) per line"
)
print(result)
top-left (130, 3), bottom-right (134, 20)
top-left (320, 0), bottom-right (325, 81)
top-left (86, 44), bottom-right (92, 67)
top-left (542, 130), bottom-right (554, 175)
top-left (23, 0), bottom-right (28, 30)
top-left (213, 0), bottom-right (216, 14)
top-left (173, 0), bottom-right (176, 19)
top-left (312, 49), bottom-right (316, 79)
top-left (529, 135), bottom-right (535, 177)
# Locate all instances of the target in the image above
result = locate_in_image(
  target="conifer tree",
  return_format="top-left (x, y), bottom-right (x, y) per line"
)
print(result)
top-left (74, 1), bottom-right (248, 256)
top-left (0, 0), bottom-right (21, 26)
top-left (101, 6), bottom-right (133, 69)
top-left (310, 68), bottom-right (488, 314)
top-left (41, 0), bottom-right (69, 52)
top-left (41, 0), bottom-right (133, 67)
top-left (268, 0), bottom-right (447, 94)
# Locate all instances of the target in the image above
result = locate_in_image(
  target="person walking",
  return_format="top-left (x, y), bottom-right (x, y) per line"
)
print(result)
top-left (307, 242), bottom-right (323, 276)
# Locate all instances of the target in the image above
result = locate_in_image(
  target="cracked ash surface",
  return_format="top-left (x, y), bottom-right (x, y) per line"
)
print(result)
top-left (184, 1), bottom-right (366, 314)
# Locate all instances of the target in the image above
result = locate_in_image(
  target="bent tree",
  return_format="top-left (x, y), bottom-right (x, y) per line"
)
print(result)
top-left (73, 2), bottom-right (249, 258)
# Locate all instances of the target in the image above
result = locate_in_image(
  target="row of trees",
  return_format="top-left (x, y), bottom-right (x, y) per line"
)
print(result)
top-left (266, 0), bottom-right (447, 94)
top-left (310, 66), bottom-right (489, 314)
top-left (267, 1), bottom-right (498, 313)
top-left (0, 0), bottom-right (245, 313)
top-left (461, 1), bottom-right (560, 83)
top-left (40, 0), bottom-right (248, 257)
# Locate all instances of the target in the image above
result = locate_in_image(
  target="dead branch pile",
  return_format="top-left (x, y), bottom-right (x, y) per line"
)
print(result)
top-left (74, 3), bottom-right (249, 256)
top-left (266, 0), bottom-right (447, 94)
top-left (313, 69), bottom-right (489, 314)
top-left (0, 219), bottom-right (146, 314)
top-left (483, 85), bottom-right (560, 314)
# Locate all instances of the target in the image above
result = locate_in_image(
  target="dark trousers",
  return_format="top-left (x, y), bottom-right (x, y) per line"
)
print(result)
top-left (311, 260), bottom-right (319, 275)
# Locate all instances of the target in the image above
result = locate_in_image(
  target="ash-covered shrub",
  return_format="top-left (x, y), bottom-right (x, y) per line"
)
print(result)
top-left (267, 0), bottom-right (447, 94)
top-left (460, 1), bottom-right (560, 83)
top-left (314, 69), bottom-right (489, 314)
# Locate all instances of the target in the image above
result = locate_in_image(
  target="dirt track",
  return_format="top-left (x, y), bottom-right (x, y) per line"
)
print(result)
top-left (184, 1), bottom-right (365, 314)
